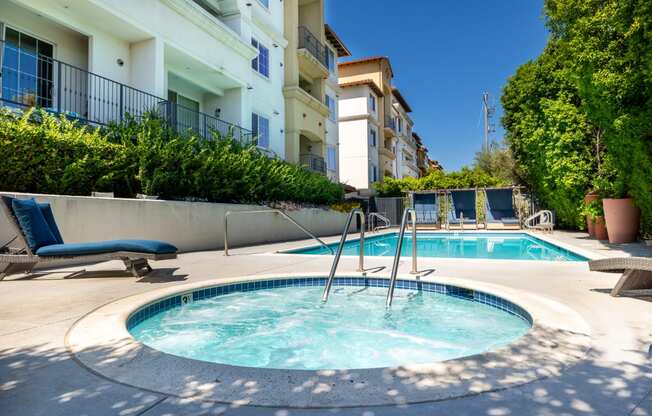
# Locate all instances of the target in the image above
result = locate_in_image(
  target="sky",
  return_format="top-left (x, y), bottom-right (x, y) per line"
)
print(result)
top-left (326, 0), bottom-right (549, 171)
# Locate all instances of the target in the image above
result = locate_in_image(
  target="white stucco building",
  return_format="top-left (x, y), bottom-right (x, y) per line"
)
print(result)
top-left (391, 87), bottom-right (419, 179)
top-left (0, 0), bottom-right (287, 156)
top-left (323, 24), bottom-right (349, 182)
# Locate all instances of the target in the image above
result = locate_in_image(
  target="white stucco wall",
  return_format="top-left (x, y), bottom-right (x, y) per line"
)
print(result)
top-left (338, 119), bottom-right (370, 190)
top-left (0, 192), bottom-right (351, 254)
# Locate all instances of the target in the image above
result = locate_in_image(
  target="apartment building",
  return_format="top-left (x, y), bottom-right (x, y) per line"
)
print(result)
top-left (337, 56), bottom-right (394, 190)
top-left (323, 24), bottom-right (350, 182)
top-left (391, 87), bottom-right (419, 179)
top-left (0, 0), bottom-right (286, 155)
top-left (413, 132), bottom-right (430, 177)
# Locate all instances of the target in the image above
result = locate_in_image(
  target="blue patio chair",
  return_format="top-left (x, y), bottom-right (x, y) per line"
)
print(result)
top-left (485, 188), bottom-right (520, 228)
top-left (447, 190), bottom-right (478, 229)
top-left (0, 196), bottom-right (177, 280)
top-left (413, 193), bottom-right (439, 225)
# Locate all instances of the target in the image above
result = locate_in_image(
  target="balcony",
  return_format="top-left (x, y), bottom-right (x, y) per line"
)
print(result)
top-left (300, 153), bottom-right (326, 175)
top-left (297, 26), bottom-right (329, 79)
top-left (384, 116), bottom-right (397, 137)
top-left (0, 40), bottom-right (252, 144)
top-left (379, 142), bottom-right (396, 160)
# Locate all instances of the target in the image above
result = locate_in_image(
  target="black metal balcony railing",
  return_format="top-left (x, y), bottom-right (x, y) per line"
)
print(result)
top-left (300, 153), bottom-right (326, 175)
top-left (298, 26), bottom-right (328, 69)
top-left (384, 116), bottom-right (396, 131)
top-left (0, 40), bottom-right (253, 144)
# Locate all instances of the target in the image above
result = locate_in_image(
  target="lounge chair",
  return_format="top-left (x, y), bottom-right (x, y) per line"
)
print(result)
top-left (413, 193), bottom-right (440, 227)
top-left (589, 257), bottom-right (652, 297)
top-left (485, 188), bottom-right (521, 229)
top-left (0, 196), bottom-right (177, 280)
top-left (447, 190), bottom-right (478, 229)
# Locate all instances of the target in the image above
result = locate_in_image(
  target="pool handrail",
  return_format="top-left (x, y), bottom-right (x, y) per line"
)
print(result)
top-left (386, 208), bottom-right (418, 308)
top-left (321, 208), bottom-right (365, 302)
top-left (224, 209), bottom-right (334, 256)
top-left (368, 212), bottom-right (391, 232)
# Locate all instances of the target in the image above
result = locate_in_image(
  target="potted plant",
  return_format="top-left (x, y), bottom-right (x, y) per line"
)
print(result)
top-left (583, 192), bottom-right (600, 237)
top-left (581, 199), bottom-right (608, 240)
top-left (595, 167), bottom-right (640, 244)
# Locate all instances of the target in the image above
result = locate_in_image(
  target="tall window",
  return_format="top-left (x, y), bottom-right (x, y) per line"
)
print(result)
top-left (368, 93), bottom-right (376, 112)
top-left (252, 113), bottom-right (270, 148)
top-left (1, 27), bottom-right (54, 108)
top-left (371, 165), bottom-right (378, 182)
top-left (397, 117), bottom-right (403, 133)
top-left (369, 128), bottom-right (377, 147)
top-left (327, 146), bottom-right (337, 171)
top-left (326, 48), bottom-right (336, 74)
top-left (325, 94), bottom-right (336, 122)
top-left (251, 38), bottom-right (269, 78)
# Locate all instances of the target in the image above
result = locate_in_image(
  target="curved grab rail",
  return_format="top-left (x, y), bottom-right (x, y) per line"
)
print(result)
top-left (321, 208), bottom-right (365, 302)
top-left (224, 209), bottom-right (334, 256)
top-left (524, 210), bottom-right (554, 232)
top-left (386, 208), bottom-right (418, 308)
top-left (368, 212), bottom-right (391, 232)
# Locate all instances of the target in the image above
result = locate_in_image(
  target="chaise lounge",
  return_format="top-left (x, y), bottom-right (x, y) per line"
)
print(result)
top-left (447, 190), bottom-right (478, 230)
top-left (589, 257), bottom-right (652, 297)
top-left (485, 188), bottom-right (521, 230)
top-left (413, 193), bottom-right (440, 228)
top-left (0, 196), bottom-right (177, 280)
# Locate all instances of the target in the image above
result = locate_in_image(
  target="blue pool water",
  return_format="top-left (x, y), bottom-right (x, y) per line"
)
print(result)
top-left (129, 280), bottom-right (531, 370)
top-left (288, 232), bottom-right (587, 262)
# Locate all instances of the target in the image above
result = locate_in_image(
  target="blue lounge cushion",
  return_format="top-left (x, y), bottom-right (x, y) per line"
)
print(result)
top-left (11, 198), bottom-right (58, 252)
top-left (38, 203), bottom-right (64, 244)
top-left (36, 239), bottom-right (178, 257)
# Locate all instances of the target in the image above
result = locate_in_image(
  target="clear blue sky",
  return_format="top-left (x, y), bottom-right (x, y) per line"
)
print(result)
top-left (326, 0), bottom-right (549, 171)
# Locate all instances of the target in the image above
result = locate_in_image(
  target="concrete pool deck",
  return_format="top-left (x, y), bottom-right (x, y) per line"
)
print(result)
top-left (1, 230), bottom-right (652, 415)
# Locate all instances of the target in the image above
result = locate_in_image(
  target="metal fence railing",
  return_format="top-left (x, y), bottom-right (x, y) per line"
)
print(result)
top-left (0, 39), bottom-right (253, 143)
top-left (298, 26), bottom-right (328, 68)
top-left (300, 153), bottom-right (326, 174)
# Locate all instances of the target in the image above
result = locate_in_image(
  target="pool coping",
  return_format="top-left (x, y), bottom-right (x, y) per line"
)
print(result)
top-left (273, 230), bottom-right (603, 262)
top-left (66, 272), bottom-right (592, 408)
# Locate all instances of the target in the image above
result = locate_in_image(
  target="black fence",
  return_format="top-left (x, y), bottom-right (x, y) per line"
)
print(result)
top-left (298, 26), bottom-right (328, 68)
top-left (0, 39), bottom-right (253, 144)
top-left (374, 197), bottom-right (405, 225)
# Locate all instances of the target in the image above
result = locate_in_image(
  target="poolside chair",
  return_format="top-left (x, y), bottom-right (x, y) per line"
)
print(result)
top-left (447, 190), bottom-right (478, 230)
top-left (485, 188), bottom-right (521, 229)
top-left (413, 193), bottom-right (440, 227)
top-left (589, 257), bottom-right (652, 297)
top-left (0, 196), bottom-right (177, 280)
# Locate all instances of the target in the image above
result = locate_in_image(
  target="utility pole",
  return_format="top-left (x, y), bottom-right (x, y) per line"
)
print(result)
top-left (482, 92), bottom-right (496, 151)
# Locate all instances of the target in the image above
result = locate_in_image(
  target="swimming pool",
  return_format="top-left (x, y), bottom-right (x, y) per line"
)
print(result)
top-left (288, 232), bottom-right (587, 262)
top-left (128, 277), bottom-right (531, 370)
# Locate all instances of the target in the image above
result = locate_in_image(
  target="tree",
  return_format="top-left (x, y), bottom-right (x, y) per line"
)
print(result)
top-left (473, 140), bottom-right (518, 185)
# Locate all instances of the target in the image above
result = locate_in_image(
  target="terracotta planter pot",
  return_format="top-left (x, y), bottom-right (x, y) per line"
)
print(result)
top-left (603, 198), bottom-right (640, 244)
top-left (584, 193), bottom-right (599, 237)
top-left (592, 216), bottom-right (608, 241)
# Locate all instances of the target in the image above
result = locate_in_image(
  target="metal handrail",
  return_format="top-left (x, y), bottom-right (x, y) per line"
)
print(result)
top-left (321, 209), bottom-right (366, 302)
top-left (386, 208), bottom-right (418, 308)
top-left (224, 209), bottom-right (334, 256)
top-left (368, 212), bottom-right (391, 232)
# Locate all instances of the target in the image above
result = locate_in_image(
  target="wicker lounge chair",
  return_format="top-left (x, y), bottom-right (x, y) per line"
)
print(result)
top-left (447, 190), bottom-right (478, 230)
top-left (589, 257), bottom-right (652, 296)
top-left (413, 193), bottom-right (440, 227)
top-left (485, 188), bottom-right (521, 229)
top-left (0, 196), bottom-right (177, 280)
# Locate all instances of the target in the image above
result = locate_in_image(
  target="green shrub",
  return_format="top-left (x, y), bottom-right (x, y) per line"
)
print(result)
top-left (0, 109), bottom-right (344, 205)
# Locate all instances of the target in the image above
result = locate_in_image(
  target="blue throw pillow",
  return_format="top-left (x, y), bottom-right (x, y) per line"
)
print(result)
top-left (11, 198), bottom-right (58, 252)
top-left (39, 203), bottom-right (64, 244)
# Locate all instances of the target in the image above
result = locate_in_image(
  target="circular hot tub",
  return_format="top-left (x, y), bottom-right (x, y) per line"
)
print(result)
top-left (127, 277), bottom-right (531, 370)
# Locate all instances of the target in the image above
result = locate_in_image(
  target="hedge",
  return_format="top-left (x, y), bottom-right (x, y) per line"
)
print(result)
top-left (0, 109), bottom-right (344, 205)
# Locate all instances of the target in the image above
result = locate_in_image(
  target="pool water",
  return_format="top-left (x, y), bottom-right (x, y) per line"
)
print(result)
top-left (129, 285), bottom-right (531, 370)
top-left (288, 232), bottom-right (586, 262)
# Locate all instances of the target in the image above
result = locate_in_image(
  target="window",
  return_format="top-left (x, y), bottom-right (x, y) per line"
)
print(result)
top-left (327, 146), bottom-right (337, 171)
top-left (397, 117), bottom-right (403, 133)
top-left (326, 48), bottom-right (336, 74)
top-left (325, 94), bottom-right (336, 122)
top-left (252, 113), bottom-right (270, 148)
top-left (368, 93), bottom-right (376, 112)
top-left (371, 165), bottom-right (378, 182)
top-left (2, 27), bottom-right (54, 108)
top-left (258, 0), bottom-right (269, 8)
top-left (369, 129), bottom-right (377, 147)
top-left (251, 38), bottom-right (269, 78)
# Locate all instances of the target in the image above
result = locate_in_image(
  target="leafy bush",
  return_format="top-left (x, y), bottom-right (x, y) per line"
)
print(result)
top-left (374, 167), bottom-right (505, 197)
top-left (0, 109), bottom-right (344, 205)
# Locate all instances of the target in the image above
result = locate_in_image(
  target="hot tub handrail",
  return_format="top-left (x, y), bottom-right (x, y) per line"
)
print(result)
top-left (386, 208), bottom-right (418, 308)
top-left (224, 209), bottom-right (334, 256)
top-left (321, 208), bottom-right (365, 302)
